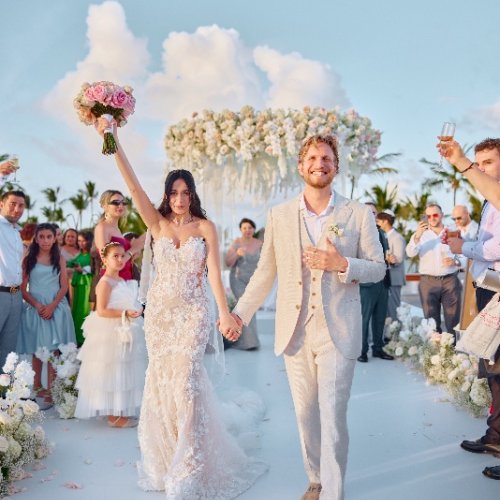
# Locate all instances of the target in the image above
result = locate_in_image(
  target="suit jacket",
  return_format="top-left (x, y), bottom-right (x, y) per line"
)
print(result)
top-left (360, 228), bottom-right (390, 288)
top-left (386, 228), bottom-right (406, 286)
top-left (234, 192), bottom-right (386, 359)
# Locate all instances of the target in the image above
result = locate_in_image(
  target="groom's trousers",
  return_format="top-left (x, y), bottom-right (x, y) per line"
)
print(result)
top-left (284, 316), bottom-right (356, 500)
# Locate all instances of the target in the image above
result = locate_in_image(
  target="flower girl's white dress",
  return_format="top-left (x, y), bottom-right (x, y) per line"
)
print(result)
top-left (137, 236), bottom-right (267, 499)
top-left (74, 277), bottom-right (147, 418)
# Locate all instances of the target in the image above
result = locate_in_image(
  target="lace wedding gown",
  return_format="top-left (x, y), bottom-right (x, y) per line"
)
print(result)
top-left (137, 236), bottom-right (267, 499)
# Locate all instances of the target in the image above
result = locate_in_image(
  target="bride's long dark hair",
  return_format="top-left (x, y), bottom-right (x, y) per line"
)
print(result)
top-left (158, 169), bottom-right (207, 220)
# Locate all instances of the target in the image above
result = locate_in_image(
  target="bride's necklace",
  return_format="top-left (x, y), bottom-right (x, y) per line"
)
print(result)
top-left (171, 214), bottom-right (194, 226)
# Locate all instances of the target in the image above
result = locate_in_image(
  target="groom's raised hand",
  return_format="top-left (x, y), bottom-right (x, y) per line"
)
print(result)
top-left (303, 240), bottom-right (348, 273)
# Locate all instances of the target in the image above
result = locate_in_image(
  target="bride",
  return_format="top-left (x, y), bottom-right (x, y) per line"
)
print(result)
top-left (94, 118), bottom-right (267, 498)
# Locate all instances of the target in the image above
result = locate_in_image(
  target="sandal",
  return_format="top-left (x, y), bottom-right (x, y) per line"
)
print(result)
top-left (107, 416), bottom-right (139, 428)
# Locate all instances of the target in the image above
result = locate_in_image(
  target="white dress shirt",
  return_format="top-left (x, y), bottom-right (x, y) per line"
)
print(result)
top-left (459, 220), bottom-right (479, 242)
top-left (299, 192), bottom-right (335, 245)
top-left (0, 215), bottom-right (23, 286)
top-left (406, 228), bottom-right (458, 276)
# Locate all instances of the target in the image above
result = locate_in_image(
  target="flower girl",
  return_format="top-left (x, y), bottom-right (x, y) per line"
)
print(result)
top-left (17, 223), bottom-right (76, 403)
top-left (74, 241), bottom-right (147, 427)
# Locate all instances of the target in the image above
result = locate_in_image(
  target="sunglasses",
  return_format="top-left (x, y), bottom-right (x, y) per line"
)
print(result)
top-left (426, 213), bottom-right (440, 219)
top-left (451, 217), bottom-right (462, 221)
top-left (108, 200), bottom-right (128, 206)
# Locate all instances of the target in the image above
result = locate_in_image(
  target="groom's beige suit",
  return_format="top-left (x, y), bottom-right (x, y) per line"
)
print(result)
top-left (234, 192), bottom-right (385, 499)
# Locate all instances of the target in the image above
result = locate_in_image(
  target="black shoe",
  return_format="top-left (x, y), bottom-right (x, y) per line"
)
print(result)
top-left (483, 465), bottom-right (500, 480)
top-left (460, 438), bottom-right (500, 456)
top-left (372, 351), bottom-right (394, 360)
top-left (357, 354), bottom-right (368, 363)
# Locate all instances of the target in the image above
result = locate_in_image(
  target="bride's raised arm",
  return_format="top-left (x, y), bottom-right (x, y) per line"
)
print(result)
top-left (95, 117), bottom-right (162, 233)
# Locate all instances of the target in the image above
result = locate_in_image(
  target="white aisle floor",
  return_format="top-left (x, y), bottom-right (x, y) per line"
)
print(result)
top-left (13, 311), bottom-right (499, 500)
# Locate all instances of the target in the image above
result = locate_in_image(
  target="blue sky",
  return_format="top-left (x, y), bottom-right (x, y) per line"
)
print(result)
top-left (1, 0), bottom-right (500, 226)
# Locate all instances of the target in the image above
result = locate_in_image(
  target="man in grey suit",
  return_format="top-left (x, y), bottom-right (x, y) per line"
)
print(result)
top-left (376, 210), bottom-right (407, 322)
top-left (231, 134), bottom-right (385, 500)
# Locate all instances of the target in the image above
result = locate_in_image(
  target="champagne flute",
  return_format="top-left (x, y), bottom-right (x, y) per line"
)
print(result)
top-left (438, 122), bottom-right (455, 168)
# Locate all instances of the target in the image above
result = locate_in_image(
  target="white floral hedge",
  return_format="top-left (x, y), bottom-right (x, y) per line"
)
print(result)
top-left (164, 106), bottom-right (381, 200)
top-left (0, 354), bottom-right (50, 496)
top-left (385, 304), bottom-right (491, 417)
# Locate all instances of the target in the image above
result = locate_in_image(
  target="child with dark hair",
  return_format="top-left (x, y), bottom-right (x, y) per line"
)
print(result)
top-left (17, 223), bottom-right (76, 402)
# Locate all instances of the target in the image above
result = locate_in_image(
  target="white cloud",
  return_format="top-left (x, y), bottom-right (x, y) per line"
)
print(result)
top-left (463, 100), bottom-right (500, 132)
top-left (42, 0), bottom-right (150, 126)
top-left (143, 25), bottom-right (264, 122)
top-left (253, 46), bottom-right (350, 110)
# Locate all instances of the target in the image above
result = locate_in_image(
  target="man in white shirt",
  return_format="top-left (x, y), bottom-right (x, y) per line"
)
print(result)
top-left (447, 138), bottom-right (500, 467)
top-left (451, 204), bottom-right (478, 241)
top-left (232, 134), bottom-right (385, 500)
top-left (0, 190), bottom-right (25, 371)
top-left (406, 203), bottom-right (461, 334)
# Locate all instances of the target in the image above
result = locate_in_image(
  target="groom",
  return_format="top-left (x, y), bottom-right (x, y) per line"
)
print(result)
top-left (232, 134), bottom-right (385, 500)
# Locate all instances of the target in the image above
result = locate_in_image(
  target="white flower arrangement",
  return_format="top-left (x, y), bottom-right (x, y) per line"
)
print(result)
top-left (385, 312), bottom-right (491, 417)
top-left (164, 106), bottom-right (381, 201)
top-left (0, 354), bottom-right (50, 496)
top-left (35, 343), bottom-right (80, 419)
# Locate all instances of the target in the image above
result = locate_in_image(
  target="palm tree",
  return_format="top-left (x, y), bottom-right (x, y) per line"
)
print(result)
top-left (23, 194), bottom-right (36, 219)
top-left (348, 152), bottom-right (401, 199)
top-left (69, 190), bottom-right (89, 229)
top-left (420, 144), bottom-right (476, 206)
top-left (83, 181), bottom-right (98, 224)
top-left (467, 191), bottom-right (483, 223)
top-left (42, 186), bottom-right (65, 216)
top-left (364, 183), bottom-right (400, 213)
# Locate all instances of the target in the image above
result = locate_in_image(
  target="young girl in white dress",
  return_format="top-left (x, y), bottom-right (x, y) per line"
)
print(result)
top-left (75, 241), bottom-right (147, 428)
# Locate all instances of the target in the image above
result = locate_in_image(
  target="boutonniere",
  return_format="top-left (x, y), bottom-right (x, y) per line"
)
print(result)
top-left (328, 224), bottom-right (344, 237)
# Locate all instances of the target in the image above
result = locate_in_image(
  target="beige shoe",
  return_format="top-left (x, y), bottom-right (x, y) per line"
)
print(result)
top-left (301, 483), bottom-right (322, 500)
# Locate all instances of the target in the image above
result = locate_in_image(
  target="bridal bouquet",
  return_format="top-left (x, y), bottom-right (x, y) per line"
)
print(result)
top-left (0, 353), bottom-right (50, 496)
top-left (74, 81), bottom-right (135, 155)
top-left (35, 343), bottom-right (80, 419)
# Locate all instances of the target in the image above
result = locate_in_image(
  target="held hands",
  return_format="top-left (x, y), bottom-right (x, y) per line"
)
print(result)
top-left (217, 313), bottom-right (243, 342)
top-left (303, 239), bottom-right (348, 272)
top-left (126, 309), bottom-right (142, 319)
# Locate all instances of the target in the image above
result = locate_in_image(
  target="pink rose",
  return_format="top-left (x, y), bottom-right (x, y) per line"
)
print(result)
top-left (110, 89), bottom-right (129, 109)
top-left (86, 84), bottom-right (107, 104)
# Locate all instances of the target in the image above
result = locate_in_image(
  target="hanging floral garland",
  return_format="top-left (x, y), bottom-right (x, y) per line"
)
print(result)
top-left (164, 106), bottom-right (381, 201)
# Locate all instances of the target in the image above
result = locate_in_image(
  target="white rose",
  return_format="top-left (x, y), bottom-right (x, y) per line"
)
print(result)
top-left (0, 374), bottom-right (10, 387)
top-left (431, 355), bottom-right (441, 366)
top-left (0, 435), bottom-right (8, 453)
top-left (395, 347), bottom-right (404, 357)
top-left (22, 399), bottom-right (40, 417)
top-left (34, 425), bottom-right (45, 442)
top-left (2, 352), bottom-right (18, 373)
top-left (408, 346), bottom-right (418, 356)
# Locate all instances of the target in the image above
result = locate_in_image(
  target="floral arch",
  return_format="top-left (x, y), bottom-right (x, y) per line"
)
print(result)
top-left (164, 106), bottom-right (382, 203)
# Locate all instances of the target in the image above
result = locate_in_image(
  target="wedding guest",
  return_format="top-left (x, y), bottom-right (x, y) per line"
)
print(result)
top-left (74, 241), bottom-right (146, 427)
top-left (451, 204), bottom-right (478, 241)
top-left (17, 223), bottom-right (75, 404)
top-left (376, 210), bottom-right (407, 322)
top-left (232, 134), bottom-right (385, 499)
top-left (442, 138), bottom-right (500, 479)
top-left (406, 203), bottom-right (461, 334)
top-left (439, 139), bottom-right (500, 210)
top-left (123, 232), bottom-right (142, 282)
top-left (20, 223), bottom-right (37, 254)
top-left (60, 228), bottom-right (80, 303)
top-left (93, 190), bottom-right (145, 282)
top-left (67, 231), bottom-right (93, 346)
top-left (52, 224), bottom-right (64, 247)
top-left (0, 190), bottom-right (25, 371)
top-left (225, 218), bottom-right (263, 350)
top-left (358, 203), bottom-right (393, 363)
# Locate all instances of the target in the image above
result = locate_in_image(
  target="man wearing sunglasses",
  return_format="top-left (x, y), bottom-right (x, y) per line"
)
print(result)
top-left (406, 203), bottom-right (461, 334)
top-left (451, 205), bottom-right (478, 241)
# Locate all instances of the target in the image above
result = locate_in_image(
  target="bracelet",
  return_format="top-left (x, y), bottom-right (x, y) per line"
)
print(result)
top-left (459, 161), bottom-right (475, 174)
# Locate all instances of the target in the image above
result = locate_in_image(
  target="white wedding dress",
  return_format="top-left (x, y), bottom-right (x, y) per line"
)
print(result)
top-left (137, 236), bottom-right (267, 499)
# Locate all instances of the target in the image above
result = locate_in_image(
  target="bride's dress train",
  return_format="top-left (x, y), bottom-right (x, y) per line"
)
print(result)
top-left (137, 236), bottom-right (267, 499)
